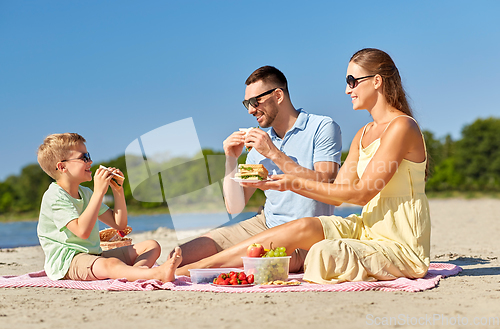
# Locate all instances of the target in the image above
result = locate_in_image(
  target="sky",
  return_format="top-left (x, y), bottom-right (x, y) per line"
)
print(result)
top-left (1, 1), bottom-right (499, 181)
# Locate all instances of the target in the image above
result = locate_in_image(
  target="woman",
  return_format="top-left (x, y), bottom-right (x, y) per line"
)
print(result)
top-left (176, 48), bottom-right (430, 284)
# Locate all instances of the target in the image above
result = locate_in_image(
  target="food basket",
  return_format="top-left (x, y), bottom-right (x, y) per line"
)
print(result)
top-left (99, 226), bottom-right (133, 251)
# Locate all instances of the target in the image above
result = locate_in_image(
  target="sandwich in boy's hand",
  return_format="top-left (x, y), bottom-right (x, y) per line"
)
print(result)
top-left (99, 165), bottom-right (125, 186)
top-left (235, 164), bottom-right (269, 181)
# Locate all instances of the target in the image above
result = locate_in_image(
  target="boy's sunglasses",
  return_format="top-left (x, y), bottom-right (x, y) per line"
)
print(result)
top-left (242, 88), bottom-right (282, 110)
top-left (61, 152), bottom-right (92, 163)
top-left (346, 75), bottom-right (376, 89)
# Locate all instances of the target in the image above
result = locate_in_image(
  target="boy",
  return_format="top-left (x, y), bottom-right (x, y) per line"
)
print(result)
top-left (36, 133), bottom-right (182, 282)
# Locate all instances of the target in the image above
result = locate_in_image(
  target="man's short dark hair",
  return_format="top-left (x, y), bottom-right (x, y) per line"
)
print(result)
top-left (245, 66), bottom-right (288, 94)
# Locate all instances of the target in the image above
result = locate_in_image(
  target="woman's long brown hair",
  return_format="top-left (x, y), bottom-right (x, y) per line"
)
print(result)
top-left (350, 48), bottom-right (430, 179)
top-left (350, 48), bottom-right (413, 117)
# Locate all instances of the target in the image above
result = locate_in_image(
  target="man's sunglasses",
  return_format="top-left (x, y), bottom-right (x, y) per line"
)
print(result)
top-left (346, 75), bottom-right (376, 89)
top-left (61, 152), bottom-right (92, 163)
top-left (242, 88), bottom-right (282, 110)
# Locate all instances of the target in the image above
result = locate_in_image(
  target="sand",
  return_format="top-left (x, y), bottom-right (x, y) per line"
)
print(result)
top-left (1, 199), bottom-right (499, 329)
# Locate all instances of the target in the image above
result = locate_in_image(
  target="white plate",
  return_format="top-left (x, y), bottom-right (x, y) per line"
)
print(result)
top-left (231, 177), bottom-right (271, 183)
top-left (258, 282), bottom-right (302, 288)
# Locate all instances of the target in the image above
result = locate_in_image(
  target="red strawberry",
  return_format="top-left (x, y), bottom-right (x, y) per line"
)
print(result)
top-left (230, 278), bottom-right (239, 285)
top-left (224, 278), bottom-right (230, 285)
top-left (241, 280), bottom-right (248, 285)
top-left (229, 271), bottom-right (236, 277)
top-left (247, 274), bottom-right (254, 284)
top-left (238, 272), bottom-right (246, 281)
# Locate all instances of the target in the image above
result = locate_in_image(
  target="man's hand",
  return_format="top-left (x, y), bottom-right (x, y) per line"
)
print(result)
top-left (244, 128), bottom-right (278, 159)
top-left (223, 131), bottom-right (246, 158)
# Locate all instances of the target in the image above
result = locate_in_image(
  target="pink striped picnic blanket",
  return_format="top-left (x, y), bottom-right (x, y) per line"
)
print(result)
top-left (0, 263), bottom-right (461, 293)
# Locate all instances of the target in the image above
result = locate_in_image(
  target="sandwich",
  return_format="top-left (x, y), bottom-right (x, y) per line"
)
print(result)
top-left (239, 127), bottom-right (258, 151)
top-left (235, 164), bottom-right (269, 181)
top-left (99, 165), bottom-right (125, 186)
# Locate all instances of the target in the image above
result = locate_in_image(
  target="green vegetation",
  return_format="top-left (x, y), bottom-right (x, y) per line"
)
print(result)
top-left (424, 117), bottom-right (500, 192)
top-left (0, 148), bottom-right (265, 222)
top-left (339, 117), bottom-right (500, 194)
top-left (1, 117), bottom-right (499, 222)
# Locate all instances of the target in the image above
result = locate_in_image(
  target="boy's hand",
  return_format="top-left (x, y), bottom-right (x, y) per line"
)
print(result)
top-left (93, 167), bottom-right (113, 195)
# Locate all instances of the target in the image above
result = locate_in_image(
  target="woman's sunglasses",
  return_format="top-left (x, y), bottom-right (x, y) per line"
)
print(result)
top-left (61, 152), bottom-right (92, 163)
top-left (346, 75), bottom-right (376, 89)
top-left (242, 88), bottom-right (282, 110)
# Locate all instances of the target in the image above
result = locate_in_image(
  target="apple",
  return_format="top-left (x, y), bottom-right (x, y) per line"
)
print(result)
top-left (247, 243), bottom-right (265, 257)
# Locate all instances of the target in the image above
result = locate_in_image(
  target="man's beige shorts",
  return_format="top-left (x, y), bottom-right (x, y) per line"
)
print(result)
top-left (208, 211), bottom-right (308, 272)
top-left (63, 246), bottom-right (133, 281)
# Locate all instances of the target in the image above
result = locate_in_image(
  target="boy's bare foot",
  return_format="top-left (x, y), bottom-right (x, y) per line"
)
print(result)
top-left (157, 247), bottom-right (182, 283)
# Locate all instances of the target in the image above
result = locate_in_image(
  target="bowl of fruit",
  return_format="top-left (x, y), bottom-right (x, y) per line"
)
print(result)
top-left (241, 243), bottom-right (291, 285)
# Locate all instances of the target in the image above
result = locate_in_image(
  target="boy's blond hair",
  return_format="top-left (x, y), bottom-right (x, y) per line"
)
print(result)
top-left (37, 133), bottom-right (87, 179)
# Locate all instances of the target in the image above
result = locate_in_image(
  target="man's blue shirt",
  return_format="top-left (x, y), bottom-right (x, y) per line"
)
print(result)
top-left (246, 109), bottom-right (342, 228)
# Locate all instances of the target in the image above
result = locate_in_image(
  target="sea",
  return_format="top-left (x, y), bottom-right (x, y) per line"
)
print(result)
top-left (0, 207), bottom-right (361, 249)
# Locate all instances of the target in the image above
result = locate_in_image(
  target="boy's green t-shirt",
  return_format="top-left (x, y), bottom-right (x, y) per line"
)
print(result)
top-left (37, 182), bottom-right (109, 280)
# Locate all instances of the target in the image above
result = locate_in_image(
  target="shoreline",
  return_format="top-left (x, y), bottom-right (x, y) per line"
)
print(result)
top-left (0, 205), bottom-right (265, 223)
top-left (3, 194), bottom-right (498, 223)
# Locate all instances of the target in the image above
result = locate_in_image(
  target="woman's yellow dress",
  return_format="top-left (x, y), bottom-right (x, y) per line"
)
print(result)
top-left (303, 121), bottom-right (431, 284)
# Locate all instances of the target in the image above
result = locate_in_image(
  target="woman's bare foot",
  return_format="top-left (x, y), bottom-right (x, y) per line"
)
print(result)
top-left (157, 247), bottom-right (182, 282)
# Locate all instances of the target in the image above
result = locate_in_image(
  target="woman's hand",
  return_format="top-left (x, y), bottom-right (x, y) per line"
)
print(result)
top-left (241, 174), bottom-right (300, 192)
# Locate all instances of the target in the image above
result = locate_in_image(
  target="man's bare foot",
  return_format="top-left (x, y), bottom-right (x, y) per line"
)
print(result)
top-left (157, 247), bottom-right (182, 282)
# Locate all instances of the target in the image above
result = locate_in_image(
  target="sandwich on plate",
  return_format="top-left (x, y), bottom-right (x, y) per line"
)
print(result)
top-left (235, 164), bottom-right (269, 181)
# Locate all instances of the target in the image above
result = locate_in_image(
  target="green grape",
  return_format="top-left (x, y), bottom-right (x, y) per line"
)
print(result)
top-left (277, 247), bottom-right (286, 253)
top-left (267, 250), bottom-right (275, 257)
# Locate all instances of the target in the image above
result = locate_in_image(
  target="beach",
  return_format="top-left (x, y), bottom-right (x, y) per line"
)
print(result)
top-left (1, 198), bottom-right (499, 329)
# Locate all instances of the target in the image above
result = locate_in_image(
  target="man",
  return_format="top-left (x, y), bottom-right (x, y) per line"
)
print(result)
top-left (174, 66), bottom-right (342, 272)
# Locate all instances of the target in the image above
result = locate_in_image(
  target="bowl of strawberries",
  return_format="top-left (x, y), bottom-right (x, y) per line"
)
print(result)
top-left (211, 270), bottom-right (255, 286)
